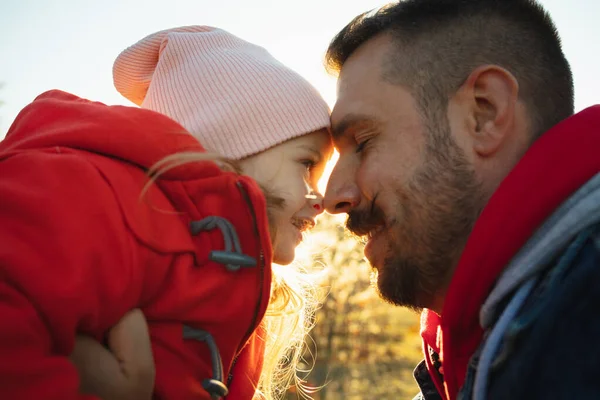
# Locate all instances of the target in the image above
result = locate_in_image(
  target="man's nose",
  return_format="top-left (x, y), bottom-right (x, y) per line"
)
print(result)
top-left (323, 166), bottom-right (360, 214)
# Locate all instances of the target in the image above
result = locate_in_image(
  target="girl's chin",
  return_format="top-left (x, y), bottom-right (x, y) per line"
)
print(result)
top-left (273, 240), bottom-right (299, 265)
top-left (273, 252), bottom-right (294, 265)
top-left (272, 225), bottom-right (304, 265)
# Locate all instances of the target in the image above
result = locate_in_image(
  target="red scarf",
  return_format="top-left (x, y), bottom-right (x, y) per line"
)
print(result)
top-left (420, 105), bottom-right (600, 400)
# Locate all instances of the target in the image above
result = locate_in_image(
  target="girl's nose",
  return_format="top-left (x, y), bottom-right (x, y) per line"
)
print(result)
top-left (306, 192), bottom-right (324, 215)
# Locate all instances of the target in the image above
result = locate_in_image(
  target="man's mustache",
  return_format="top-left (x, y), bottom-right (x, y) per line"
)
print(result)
top-left (346, 205), bottom-right (386, 237)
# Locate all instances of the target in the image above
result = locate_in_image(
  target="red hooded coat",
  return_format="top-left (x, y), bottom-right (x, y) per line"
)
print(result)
top-left (0, 90), bottom-right (273, 400)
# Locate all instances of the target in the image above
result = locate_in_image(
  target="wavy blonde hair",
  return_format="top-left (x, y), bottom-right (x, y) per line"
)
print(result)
top-left (147, 152), bottom-right (320, 400)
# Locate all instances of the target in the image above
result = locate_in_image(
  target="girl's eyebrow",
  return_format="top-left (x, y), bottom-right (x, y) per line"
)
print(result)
top-left (298, 145), bottom-right (323, 160)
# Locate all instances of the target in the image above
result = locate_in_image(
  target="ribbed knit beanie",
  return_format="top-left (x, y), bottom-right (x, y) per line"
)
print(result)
top-left (113, 25), bottom-right (331, 159)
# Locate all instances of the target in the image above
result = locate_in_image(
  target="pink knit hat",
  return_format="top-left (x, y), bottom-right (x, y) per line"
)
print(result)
top-left (113, 26), bottom-right (331, 160)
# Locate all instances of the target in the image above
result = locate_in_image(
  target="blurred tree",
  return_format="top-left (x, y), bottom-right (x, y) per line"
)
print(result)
top-left (288, 214), bottom-right (423, 399)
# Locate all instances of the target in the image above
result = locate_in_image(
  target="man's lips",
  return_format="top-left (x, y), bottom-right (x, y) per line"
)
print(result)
top-left (366, 225), bottom-right (386, 239)
top-left (346, 198), bottom-right (386, 239)
top-left (364, 224), bottom-right (387, 266)
top-left (347, 222), bottom-right (386, 239)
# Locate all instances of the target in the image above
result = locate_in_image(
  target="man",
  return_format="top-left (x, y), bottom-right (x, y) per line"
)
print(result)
top-left (322, 0), bottom-right (600, 399)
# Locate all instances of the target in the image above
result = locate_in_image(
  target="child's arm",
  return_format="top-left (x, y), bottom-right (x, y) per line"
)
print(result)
top-left (71, 309), bottom-right (155, 400)
top-left (0, 151), bottom-right (142, 399)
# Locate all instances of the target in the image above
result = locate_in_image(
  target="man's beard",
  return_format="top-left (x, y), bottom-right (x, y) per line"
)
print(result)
top-left (347, 120), bottom-right (485, 311)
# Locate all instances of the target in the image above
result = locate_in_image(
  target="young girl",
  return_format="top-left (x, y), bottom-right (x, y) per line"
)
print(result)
top-left (0, 26), bottom-right (332, 400)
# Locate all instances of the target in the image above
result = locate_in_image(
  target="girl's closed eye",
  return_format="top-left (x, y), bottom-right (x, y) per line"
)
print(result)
top-left (300, 159), bottom-right (316, 174)
top-left (299, 158), bottom-right (321, 189)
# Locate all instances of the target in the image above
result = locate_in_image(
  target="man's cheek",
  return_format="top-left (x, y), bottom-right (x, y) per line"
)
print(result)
top-left (356, 164), bottom-right (381, 193)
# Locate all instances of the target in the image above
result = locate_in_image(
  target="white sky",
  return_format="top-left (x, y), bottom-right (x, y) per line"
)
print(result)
top-left (1, 0), bottom-right (598, 139)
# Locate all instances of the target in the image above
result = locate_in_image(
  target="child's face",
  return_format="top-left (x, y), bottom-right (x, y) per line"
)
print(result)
top-left (239, 129), bottom-right (333, 264)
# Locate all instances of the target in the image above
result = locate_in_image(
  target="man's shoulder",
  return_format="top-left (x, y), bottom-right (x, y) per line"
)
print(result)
top-left (482, 223), bottom-right (600, 399)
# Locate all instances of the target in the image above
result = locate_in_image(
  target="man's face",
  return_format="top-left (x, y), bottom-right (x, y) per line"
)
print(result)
top-left (324, 35), bottom-right (484, 311)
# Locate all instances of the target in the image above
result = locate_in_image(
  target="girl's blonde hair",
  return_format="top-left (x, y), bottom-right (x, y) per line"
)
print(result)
top-left (146, 152), bottom-right (319, 400)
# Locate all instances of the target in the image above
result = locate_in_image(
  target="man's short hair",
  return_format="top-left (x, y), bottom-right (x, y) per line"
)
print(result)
top-left (326, 0), bottom-right (574, 140)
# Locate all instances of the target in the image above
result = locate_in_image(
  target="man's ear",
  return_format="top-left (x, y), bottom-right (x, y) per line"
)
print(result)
top-left (461, 65), bottom-right (519, 157)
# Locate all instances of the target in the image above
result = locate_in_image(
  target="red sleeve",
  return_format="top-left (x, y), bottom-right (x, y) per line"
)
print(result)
top-left (0, 150), bottom-right (141, 399)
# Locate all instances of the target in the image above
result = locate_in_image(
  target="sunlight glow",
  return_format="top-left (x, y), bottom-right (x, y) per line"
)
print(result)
top-left (318, 151), bottom-right (338, 194)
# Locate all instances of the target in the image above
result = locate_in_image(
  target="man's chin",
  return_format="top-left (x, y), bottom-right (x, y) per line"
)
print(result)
top-left (372, 260), bottom-right (424, 312)
top-left (370, 267), bottom-right (398, 304)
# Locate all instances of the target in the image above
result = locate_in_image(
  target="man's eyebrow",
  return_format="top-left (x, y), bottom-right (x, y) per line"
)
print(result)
top-left (331, 114), bottom-right (379, 140)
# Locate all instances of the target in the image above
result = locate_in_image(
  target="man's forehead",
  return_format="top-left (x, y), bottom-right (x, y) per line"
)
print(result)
top-left (337, 58), bottom-right (381, 99)
top-left (337, 33), bottom-right (392, 87)
top-left (333, 73), bottom-right (378, 132)
top-left (332, 79), bottom-right (383, 139)
top-left (332, 36), bottom-right (391, 130)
